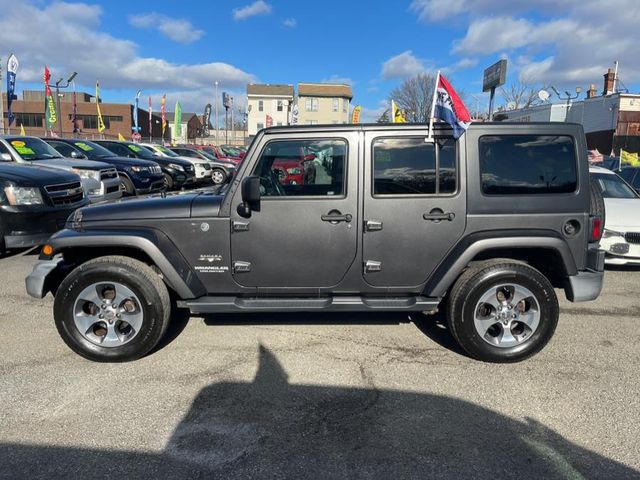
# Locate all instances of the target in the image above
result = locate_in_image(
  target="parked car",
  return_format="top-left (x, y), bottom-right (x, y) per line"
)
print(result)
top-left (94, 140), bottom-right (195, 191)
top-left (591, 165), bottom-right (640, 265)
top-left (190, 144), bottom-right (242, 166)
top-left (219, 145), bottom-right (246, 160)
top-left (140, 143), bottom-right (212, 184)
top-left (0, 136), bottom-right (120, 203)
top-left (43, 139), bottom-right (165, 197)
top-left (169, 147), bottom-right (236, 185)
top-left (27, 122), bottom-right (604, 363)
top-left (1, 161), bottom-right (88, 254)
top-left (263, 143), bottom-right (317, 186)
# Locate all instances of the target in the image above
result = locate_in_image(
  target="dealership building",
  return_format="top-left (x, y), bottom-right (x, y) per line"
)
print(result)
top-left (499, 69), bottom-right (640, 154)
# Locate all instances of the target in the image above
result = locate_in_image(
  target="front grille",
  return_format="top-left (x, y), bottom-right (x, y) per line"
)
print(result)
top-left (44, 181), bottom-right (85, 206)
top-left (624, 232), bottom-right (640, 244)
top-left (100, 168), bottom-right (118, 180)
top-left (185, 165), bottom-right (194, 173)
top-left (150, 165), bottom-right (162, 175)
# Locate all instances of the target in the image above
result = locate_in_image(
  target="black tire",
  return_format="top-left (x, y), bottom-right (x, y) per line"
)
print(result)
top-left (447, 260), bottom-right (559, 363)
top-left (590, 177), bottom-right (606, 221)
top-left (211, 168), bottom-right (227, 185)
top-left (164, 173), bottom-right (175, 190)
top-left (0, 221), bottom-right (5, 256)
top-left (120, 175), bottom-right (136, 196)
top-left (53, 256), bottom-right (171, 362)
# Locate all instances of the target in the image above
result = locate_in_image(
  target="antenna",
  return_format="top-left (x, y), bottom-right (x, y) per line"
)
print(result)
top-left (538, 90), bottom-right (550, 102)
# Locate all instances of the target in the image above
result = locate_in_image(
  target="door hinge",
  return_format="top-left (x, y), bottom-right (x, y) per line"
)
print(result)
top-left (364, 260), bottom-right (382, 273)
top-left (232, 221), bottom-right (250, 232)
top-left (364, 220), bottom-right (383, 232)
top-left (233, 261), bottom-right (252, 273)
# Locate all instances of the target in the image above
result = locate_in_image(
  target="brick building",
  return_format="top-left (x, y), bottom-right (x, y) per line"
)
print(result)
top-left (1, 90), bottom-right (165, 141)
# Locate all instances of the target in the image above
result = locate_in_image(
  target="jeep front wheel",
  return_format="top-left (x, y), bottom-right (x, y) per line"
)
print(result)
top-left (447, 261), bottom-right (559, 363)
top-left (53, 256), bottom-right (171, 362)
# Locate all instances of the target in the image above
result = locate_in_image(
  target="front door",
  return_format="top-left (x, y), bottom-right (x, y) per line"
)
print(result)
top-left (362, 131), bottom-right (466, 288)
top-left (230, 134), bottom-right (358, 288)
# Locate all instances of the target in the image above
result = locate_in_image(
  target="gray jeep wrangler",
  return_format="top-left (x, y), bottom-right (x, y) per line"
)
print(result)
top-left (26, 123), bottom-right (605, 363)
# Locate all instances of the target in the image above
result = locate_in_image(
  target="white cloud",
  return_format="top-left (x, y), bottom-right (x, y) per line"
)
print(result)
top-left (129, 12), bottom-right (204, 44)
top-left (411, 0), bottom-right (640, 87)
top-left (233, 1), bottom-right (272, 21)
top-left (0, 1), bottom-right (255, 93)
top-left (381, 51), bottom-right (427, 80)
top-left (283, 18), bottom-right (297, 28)
top-left (321, 75), bottom-right (355, 86)
top-left (450, 57), bottom-right (478, 72)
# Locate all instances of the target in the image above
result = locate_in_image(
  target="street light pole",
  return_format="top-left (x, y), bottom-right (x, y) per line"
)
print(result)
top-left (0, 58), bottom-right (4, 135)
top-left (214, 81), bottom-right (219, 144)
top-left (48, 71), bottom-right (77, 137)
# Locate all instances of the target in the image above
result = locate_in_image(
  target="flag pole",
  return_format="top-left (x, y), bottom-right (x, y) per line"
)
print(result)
top-left (427, 70), bottom-right (441, 141)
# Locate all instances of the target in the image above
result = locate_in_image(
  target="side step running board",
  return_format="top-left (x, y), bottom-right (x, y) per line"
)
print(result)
top-left (178, 296), bottom-right (440, 314)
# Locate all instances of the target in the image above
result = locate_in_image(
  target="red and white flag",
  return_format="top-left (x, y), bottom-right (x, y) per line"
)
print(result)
top-left (430, 72), bottom-right (471, 138)
top-left (266, 114), bottom-right (273, 128)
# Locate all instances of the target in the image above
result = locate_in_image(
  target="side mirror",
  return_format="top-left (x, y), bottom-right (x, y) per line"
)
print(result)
top-left (0, 153), bottom-right (12, 161)
top-left (70, 150), bottom-right (83, 159)
top-left (237, 176), bottom-right (261, 218)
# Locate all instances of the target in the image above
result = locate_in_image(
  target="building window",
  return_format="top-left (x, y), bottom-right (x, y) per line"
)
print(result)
top-left (305, 98), bottom-right (318, 112)
top-left (258, 100), bottom-right (264, 112)
top-left (332, 98), bottom-right (339, 112)
top-left (479, 135), bottom-right (577, 195)
top-left (277, 100), bottom-right (283, 112)
top-left (8, 112), bottom-right (44, 127)
top-left (306, 120), bottom-right (318, 125)
top-left (257, 122), bottom-right (264, 130)
top-left (372, 137), bottom-right (457, 195)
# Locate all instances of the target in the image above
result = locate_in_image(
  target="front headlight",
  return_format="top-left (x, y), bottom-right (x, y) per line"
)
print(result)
top-left (168, 163), bottom-right (184, 172)
top-left (602, 229), bottom-right (624, 239)
top-left (4, 185), bottom-right (44, 205)
top-left (130, 166), bottom-right (147, 172)
top-left (72, 168), bottom-right (101, 181)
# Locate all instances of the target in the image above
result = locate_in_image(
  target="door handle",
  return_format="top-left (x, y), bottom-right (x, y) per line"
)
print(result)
top-left (423, 211), bottom-right (455, 222)
top-left (321, 212), bottom-right (352, 223)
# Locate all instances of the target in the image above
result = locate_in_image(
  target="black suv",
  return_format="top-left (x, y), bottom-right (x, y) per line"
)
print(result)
top-left (43, 139), bottom-right (165, 197)
top-left (94, 140), bottom-right (195, 190)
top-left (1, 162), bottom-right (88, 254)
top-left (26, 123), bottom-right (604, 363)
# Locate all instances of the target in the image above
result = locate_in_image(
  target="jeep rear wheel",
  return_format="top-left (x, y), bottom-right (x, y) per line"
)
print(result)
top-left (447, 261), bottom-right (559, 363)
top-left (53, 256), bottom-right (171, 362)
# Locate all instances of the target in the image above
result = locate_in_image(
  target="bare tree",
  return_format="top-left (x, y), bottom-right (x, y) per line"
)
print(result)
top-left (389, 73), bottom-right (436, 123)
top-left (501, 80), bottom-right (547, 110)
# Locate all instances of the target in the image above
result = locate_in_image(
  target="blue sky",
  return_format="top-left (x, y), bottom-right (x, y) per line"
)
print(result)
top-left (2, 0), bottom-right (639, 122)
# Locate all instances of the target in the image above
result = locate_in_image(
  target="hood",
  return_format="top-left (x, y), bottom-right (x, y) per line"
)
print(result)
top-left (176, 155), bottom-right (209, 166)
top-left (0, 162), bottom-right (81, 186)
top-left (603, 197), bottom-right (640, 231)
top-left (151, 156), bottom-right (192, 168)
top-left (78, 192), bottom-right (199, 223)
top-left (31, 157), bottom-right (114, 171)
top-left (98, 156), bottom-right (159, 168)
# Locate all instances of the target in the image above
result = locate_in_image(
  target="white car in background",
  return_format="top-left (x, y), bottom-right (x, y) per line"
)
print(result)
top-left (590, 166), bottom-right (640, 265)
top-left (141, 143), bottom-right (212, 184)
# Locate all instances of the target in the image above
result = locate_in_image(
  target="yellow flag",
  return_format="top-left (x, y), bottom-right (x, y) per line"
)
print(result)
top-left (95, 81), bottom-right (106, 133)
top-left (351, 105), bottom-right (362, 124)
top-left (19, 124), bottom-right (26, 136)
top-left (391, 100), bottom-right (407, 123)
top-left (118, 133), bottom-right (126, 141)
top-left (621, 149), bottom-right (640, 166)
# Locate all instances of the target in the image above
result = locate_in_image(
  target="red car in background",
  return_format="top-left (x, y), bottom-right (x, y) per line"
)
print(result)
top-left (188, 145), bottom-right (242, 166)
top-left (269, 146), bottom-right (317, 186)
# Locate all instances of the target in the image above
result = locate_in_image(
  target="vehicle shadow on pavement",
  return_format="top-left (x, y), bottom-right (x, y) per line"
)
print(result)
top-left (1, 346), bottom-right (638, 479)
top-left (0, 246), bottom-right (39, 260)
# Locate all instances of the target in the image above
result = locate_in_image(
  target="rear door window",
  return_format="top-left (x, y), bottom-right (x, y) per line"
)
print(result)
top-left (479, 135), bottom-right (577, 195)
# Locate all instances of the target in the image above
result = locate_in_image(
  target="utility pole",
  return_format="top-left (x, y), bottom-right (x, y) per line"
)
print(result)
top-left (0, 58), bottom-right (4, 135)
top-left (230, 96), bottom-right (234, 145)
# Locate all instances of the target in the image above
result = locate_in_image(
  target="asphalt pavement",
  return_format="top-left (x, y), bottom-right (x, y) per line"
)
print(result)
top-left (0, 249), bottom-right (639, 479)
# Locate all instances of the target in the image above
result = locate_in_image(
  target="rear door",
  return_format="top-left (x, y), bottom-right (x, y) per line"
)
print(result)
top-left (230, 133), bottom-right (358, 288)
top-left (362, 131), bottom-right (466, 287)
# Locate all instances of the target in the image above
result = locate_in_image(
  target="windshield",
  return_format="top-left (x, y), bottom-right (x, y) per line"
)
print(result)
top-left (154, 145), bottom-right (179, 157)
top-left (126, 144), bottom-right (156, 160)
top-left (221, 146), bottom-right (241, 156)
top-left (7, 137), bottom-right (62, 161)
top-left (198, 149), bottom-right (218, 161)
top-left (71, 140), bottom-right (115, 160)
top-left (592, 172), bottom-right (638, 199)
